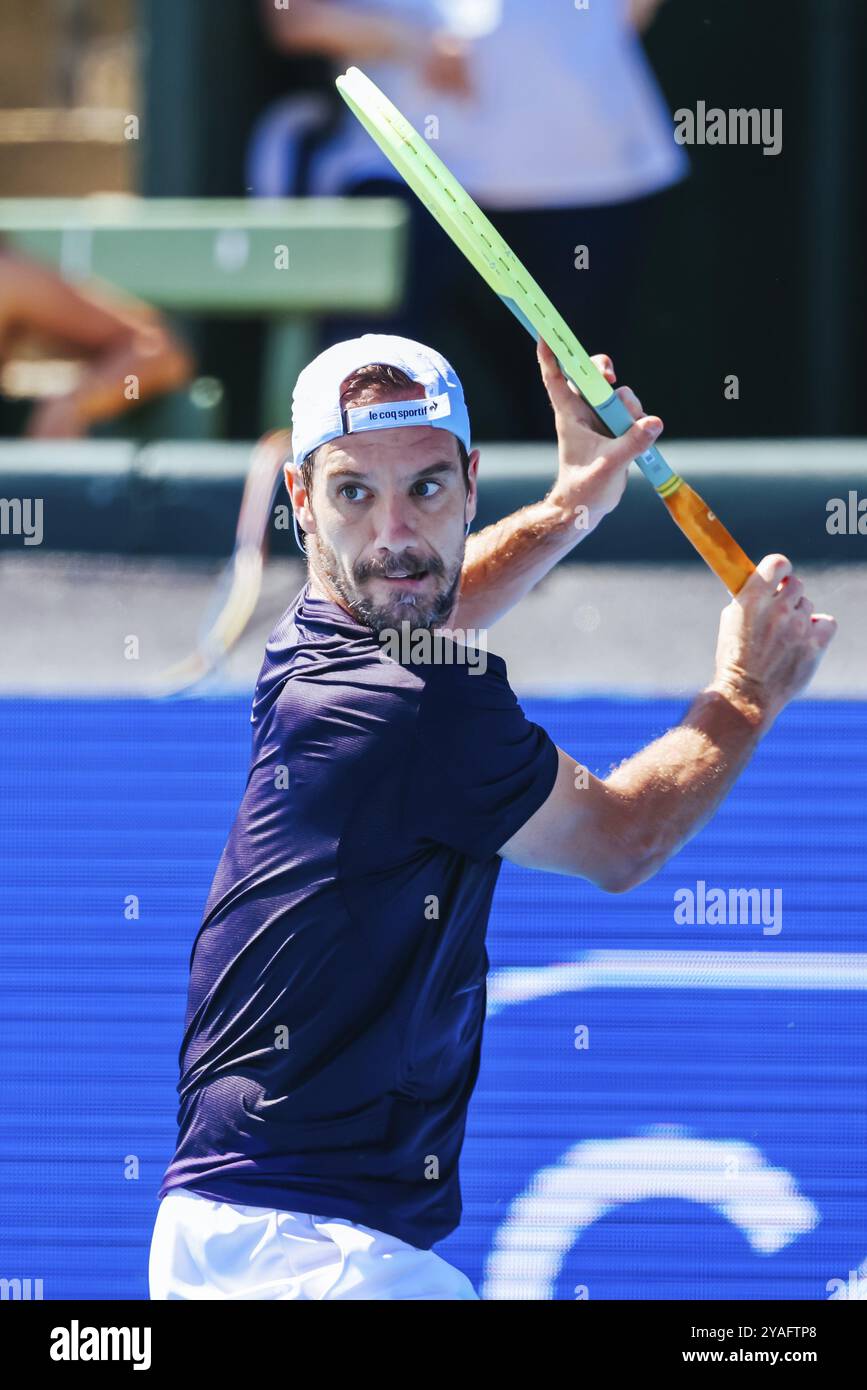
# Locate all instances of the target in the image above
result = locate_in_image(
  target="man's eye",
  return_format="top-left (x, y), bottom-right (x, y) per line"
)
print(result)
top-left (339, 484), bottom-right (366, 502)
top-left (414, 480), bottom-right (441, 497)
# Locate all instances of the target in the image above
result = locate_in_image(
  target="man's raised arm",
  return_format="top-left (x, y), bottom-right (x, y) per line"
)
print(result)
top-left (450, 339), bottom-right (662, 631)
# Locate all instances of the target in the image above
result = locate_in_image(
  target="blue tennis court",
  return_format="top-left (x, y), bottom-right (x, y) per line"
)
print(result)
top-left (2, 693), bottom-right (864, 1300)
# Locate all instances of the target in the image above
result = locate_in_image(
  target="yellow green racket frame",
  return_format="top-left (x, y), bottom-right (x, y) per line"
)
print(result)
top-left (336, 65), bottom-right (755, 595)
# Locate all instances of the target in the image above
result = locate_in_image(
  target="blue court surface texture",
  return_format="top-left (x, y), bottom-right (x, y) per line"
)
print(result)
top-left (2, 694), bottom-right (865, 1300)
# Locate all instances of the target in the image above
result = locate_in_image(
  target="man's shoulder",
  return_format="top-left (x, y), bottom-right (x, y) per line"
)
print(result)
top-left (254, 590), bottom-right (515, 731)
top-left (253, 625), bottom-right (424, 739)
top-left (409, 638), bottom-right (512, 707)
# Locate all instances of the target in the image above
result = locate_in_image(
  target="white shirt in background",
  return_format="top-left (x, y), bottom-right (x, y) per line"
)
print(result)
top-left (304, 0), bottom-right (689, 208)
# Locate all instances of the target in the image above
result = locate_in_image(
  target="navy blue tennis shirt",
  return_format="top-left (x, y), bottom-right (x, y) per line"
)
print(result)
top-left (159, 581), bottom-right (559, 1249)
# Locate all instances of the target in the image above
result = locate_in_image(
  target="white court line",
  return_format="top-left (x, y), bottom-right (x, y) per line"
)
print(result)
top-left (487, 951), bottom-right (867, 1014)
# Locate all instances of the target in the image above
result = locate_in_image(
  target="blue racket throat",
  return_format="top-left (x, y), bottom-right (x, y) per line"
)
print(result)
top-left (497, 292), bottom-right (680, 497)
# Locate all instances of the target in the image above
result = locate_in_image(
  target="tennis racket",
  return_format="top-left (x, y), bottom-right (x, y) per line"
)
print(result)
top-left (336, 65), bottom-right (755, 595)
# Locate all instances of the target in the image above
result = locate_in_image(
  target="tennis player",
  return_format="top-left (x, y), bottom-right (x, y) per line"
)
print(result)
top-left (149, 333), bottom-right (835, 1300)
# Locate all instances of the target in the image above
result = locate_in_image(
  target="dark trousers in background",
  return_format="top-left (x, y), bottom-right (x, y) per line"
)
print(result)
top-left (319, 178), bottom-right (666, 441)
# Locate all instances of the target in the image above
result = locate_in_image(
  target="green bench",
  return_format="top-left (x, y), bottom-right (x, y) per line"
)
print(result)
top-left (0, 195), bottom-right (409, 432)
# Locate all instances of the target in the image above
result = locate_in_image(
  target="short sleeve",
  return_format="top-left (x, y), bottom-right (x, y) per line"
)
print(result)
top-left (401, 657), bottom-right (560, 863)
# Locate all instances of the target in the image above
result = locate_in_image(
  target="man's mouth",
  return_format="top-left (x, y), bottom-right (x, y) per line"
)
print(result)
top-left (377, 569), bottom-right (430, 587)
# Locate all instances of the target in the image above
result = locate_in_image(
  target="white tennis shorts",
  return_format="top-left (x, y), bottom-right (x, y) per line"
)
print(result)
top-left (149, 1188), bottom-right (479, 1300)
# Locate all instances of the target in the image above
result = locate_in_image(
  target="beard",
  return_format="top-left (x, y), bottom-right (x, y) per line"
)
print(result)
top-left (312, 529), bottom-right (464, 636)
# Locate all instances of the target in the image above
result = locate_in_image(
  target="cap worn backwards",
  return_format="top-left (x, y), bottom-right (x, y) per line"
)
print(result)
top-left (290, 333), bottom-right (472, 469)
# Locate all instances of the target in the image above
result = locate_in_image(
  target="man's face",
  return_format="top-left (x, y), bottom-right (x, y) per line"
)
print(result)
top-left (290, 420), bottom-right (479, 636)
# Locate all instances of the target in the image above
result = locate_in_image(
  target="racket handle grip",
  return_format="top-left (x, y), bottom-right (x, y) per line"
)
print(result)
top-left (661, 481), bottom-right (755, 595)
top-left (592, 392), bottom-right (755, 595)
top-left (593, 392), bottom-right (676, 492)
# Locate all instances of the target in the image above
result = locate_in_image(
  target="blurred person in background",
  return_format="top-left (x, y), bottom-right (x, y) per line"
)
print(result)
top-left (248, 0), bottom-right (687, 439)
top-left (0, 248), bottom-right (194, 438)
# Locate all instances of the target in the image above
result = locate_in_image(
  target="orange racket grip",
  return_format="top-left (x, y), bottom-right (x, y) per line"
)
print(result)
top-left (661, 479), bottom-right (755, 595)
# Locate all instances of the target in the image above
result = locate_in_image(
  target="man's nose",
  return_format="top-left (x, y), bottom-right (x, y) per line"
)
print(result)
top-left (371, 496), bottom-right (416, 547)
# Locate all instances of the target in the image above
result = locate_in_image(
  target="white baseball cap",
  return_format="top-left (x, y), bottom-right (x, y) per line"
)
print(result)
top-left (290, 332), bottom-right (472, 469)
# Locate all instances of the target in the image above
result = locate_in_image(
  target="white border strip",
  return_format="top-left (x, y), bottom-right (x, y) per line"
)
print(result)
top-left (487, 951), bottom-right (867, 1014)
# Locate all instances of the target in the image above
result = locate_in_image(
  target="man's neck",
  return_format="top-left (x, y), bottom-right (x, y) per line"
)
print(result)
top-left (305, 567), bottom-right (354, 614)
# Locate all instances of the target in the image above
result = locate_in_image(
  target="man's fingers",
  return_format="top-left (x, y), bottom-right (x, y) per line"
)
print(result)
top-left (536, 336), bottom-right (574, 410)
top-left (538, 339), bottom-right (635, 432)
top-left (590, 352), bottom-right (616, 383)
top-left (738, 556), bottom-right (837, 648)
top-left (601, 414), bottom-right (663, 469)
top-left (537, 341), bottom-right (660, 462)
top-left (537, 336), bottom-right (599, 425)
top-left (810, 614), bottom-right (838, 648)
top-left (614, 384), bottom-right (645, 423)
top-left (758, 553), bottom-right (794, 585)
top-left (776, 573), bottom-right (805, 605)
top-left (743, 553), bottom-right (794, 598)
top-left (538, 337), bottom-right (615, 399)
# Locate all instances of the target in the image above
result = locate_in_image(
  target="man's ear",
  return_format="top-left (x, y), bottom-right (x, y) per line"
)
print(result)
top-left (466, 447), bottom-right (481, 527)
top-left (285, 459), bottom-right (316, 537)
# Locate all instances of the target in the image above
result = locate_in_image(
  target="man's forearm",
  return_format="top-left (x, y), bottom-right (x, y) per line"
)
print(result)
top-left (605, 681), bottom-right (769, 890)
top-left (451, 491), bottom-right (586, 630)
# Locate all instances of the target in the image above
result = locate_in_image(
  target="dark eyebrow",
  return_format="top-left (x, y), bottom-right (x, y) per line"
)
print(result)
top-left (325, 459), bottom-right (458, 484)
